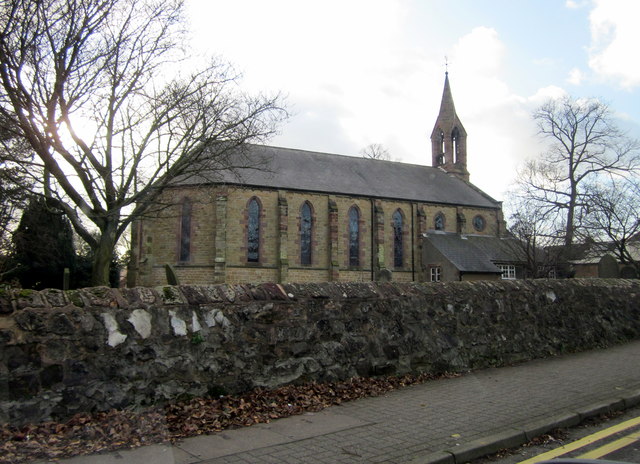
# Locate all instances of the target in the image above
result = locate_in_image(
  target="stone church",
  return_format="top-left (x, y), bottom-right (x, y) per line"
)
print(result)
top-left (129, 74), bottom-right (522, 286)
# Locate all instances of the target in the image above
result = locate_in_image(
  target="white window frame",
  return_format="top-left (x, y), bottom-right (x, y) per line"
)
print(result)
top-left (499, 264), bottom-right (516, 280)
top-left (430, 266), bottom-right (441, 282)
top-left (537, 265), bottom-right (557, 279)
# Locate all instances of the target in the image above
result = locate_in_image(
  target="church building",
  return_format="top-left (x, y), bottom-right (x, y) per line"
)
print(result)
top-left (129, 74), bottom-right (521, 286)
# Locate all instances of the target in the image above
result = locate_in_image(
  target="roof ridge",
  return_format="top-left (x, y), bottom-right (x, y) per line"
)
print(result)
top-left (175, 144), bottom-right (502, 209)
top-left (252, 143), bottom-right (439, 170)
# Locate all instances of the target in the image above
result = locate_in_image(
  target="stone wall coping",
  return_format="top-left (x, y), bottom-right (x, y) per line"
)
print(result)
top-left (1, 278), bottom-right (638, 314)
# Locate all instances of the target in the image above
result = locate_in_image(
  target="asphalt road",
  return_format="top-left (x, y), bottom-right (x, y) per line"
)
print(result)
top-left (474, 406), bottom-right (640, 464)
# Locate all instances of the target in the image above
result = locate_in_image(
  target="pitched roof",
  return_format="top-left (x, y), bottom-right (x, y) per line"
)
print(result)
top-left (424, 232), bottom-right (525, 273)
top-left (553, 240), bottom-right (640, 264)
top-left (465, 234), bottom-right (527, 263)
top-left (176, 144), bottom-right (500, 209)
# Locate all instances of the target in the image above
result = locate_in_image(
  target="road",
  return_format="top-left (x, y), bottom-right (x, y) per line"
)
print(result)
top-left (474, 406), bottom-right (640, 464)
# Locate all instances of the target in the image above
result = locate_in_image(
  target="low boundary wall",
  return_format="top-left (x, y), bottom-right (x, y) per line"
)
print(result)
top-left (1, 279), bottom-right (639, 425)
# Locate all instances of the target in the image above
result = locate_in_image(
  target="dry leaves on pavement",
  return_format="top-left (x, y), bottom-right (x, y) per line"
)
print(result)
top-left (0, 372), bottom-right (458, 463)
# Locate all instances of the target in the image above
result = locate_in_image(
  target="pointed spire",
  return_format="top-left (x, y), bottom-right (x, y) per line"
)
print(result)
top-left (430, 73), bottom-right (469, 181)
top-left (436, 72), bottom-right (458, 124)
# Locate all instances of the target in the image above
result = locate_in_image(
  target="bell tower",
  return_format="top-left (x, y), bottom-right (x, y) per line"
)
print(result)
top-left (430, 72), bottom-right (469, 181)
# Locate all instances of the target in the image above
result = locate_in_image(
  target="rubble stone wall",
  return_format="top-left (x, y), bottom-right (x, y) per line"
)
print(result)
top-left (1, 279), bottom-right (639, 425)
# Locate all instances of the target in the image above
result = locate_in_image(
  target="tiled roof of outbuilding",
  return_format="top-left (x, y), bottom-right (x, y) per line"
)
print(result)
top-left (424, 232), bottom-right (525, 273)
top-left (176, 144), bottom-right (500, 209)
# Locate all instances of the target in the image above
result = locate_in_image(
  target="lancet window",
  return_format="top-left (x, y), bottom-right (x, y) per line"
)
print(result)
top-left (300, 202), bottom-right (312, 265)
top-left (247, 198), bottom-right (260, 262)
top-left (349, 206), bottom-right (360, 266)
top-left (179, 198), bottom-right (192, 262)
top-left (393, 209), bottom-right (403, 267)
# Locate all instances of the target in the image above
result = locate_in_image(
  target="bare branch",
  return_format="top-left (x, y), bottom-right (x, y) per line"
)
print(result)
top-left (580, 178), bottom-right (640, 273)
top-left (514, 95), bottom-right (640, 247)
top-left (360, 143), bottom-right (391, 160)
top-left (0, 0), bottom-right (287, 285)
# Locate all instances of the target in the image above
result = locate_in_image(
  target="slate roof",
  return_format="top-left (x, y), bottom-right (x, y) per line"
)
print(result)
top-left (424, 232), bottom-right (525, 273)
top-left (176, 144), bottom-right (500, 209)
top-left (553, 240), bottom-right (640, 264)
top-left (466, 234), bottom-right (527, 263)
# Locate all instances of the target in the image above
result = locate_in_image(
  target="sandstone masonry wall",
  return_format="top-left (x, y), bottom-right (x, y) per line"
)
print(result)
top-left (131, 185), bottom-right (502, 286)
top-left (1, 279), bottom-right (639, 425)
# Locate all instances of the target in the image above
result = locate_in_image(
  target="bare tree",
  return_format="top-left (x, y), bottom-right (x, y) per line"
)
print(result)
top-left (0, 0), bottom-right (287, 285)
top-left (582, 178), bottom-right (640, 274)
top-left (516, 96), bottom-right (639, 247)
top-left (506, 194), bottom-right (565, 278)
top-left (0, 113), bottom-right (34, 257)
top-left (360, 143), bottom-right (390, 160)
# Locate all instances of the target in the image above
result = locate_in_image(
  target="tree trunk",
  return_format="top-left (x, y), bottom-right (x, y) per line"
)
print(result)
top-left (565, 183), bottom-right (578, 247)
top-left (91, 220), bottom-right (118, 287)
top-left (565, 207), bottom-right (574, 247)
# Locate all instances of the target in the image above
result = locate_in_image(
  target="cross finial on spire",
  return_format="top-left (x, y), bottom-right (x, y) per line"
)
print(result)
top-left (445, 56), bottom-right (449, 75)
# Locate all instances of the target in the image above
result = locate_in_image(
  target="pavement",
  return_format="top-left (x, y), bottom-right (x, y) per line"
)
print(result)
top-left (37, 340), bottom-right (640, 464)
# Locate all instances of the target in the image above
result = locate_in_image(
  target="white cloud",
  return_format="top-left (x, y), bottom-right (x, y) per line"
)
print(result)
top-left (533, 57), bottom-right (559, 67)
top-left (530, 85), bottom-right (568, 103)
top-left (567, 67), bottom-right (585, 85)
top-left (187, 0), bottom-right (407, 95)
top-left (184, 1), bottom-right (553, 200)
top-left (451, 27), bottom-right (506, 78)
top-left (441, 27), bottom-right (543, 198)
top-left (588, 0), bottom-right (640, 89)
top-left (449, 27), bottom-right (511, 113)
top-left (565, 0), bottom-right (589, 9)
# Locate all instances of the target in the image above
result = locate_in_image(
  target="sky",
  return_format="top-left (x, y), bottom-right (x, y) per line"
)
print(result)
top-left (185, 0), bottom-right (640, 203)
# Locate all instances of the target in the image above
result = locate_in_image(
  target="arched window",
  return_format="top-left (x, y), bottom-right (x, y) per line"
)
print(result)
top-left (452, 127), bottom-right (460, 163)
top-left (434, 213), bottom-right (445, 231)
top-left (348, 206), bottom-right (360, 267)
top-left (247, 198), bottom-right (260, 262)
top-left (179, 198), bottom-right (192, 262)
top-left (393, 209), bottom-right (403, 267)
top-left (300, 202), bottom-right (312, 265)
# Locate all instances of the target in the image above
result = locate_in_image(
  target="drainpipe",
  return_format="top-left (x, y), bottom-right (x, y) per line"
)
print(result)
top-left (137, 220), bottom-right (143, 270)
top-left (411, 203), bottom-right (415, 282)
top-left (370, 198), bottom-right (375, 281)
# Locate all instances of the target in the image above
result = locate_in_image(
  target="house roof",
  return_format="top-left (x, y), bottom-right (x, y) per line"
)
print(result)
top-left (465, 234), bottom-right (528, 263)
top-left (555, 240), bottom-right (640, 265)
top-left (568, 242), bottom-right (616, 265)
top-left (175, 144), bottom-right (500, 209)
top-left (424, 232), bottom-right (526, 273)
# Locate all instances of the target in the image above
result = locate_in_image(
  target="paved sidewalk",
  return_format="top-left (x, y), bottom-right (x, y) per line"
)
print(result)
top-left (40, 341), bottom-right (640, 464)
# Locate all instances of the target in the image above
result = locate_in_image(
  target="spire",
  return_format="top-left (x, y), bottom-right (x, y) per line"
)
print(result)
top-left (430, 72), bottom-right (469, 182)
top-left (437, 72), bottom-right (457, 123)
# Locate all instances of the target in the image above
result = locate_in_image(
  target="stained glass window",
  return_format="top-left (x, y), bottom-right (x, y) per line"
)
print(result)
top-left (393, 209), bottom-right (403, 267)
top-left (349, 206), bottom-right (360, 267)
top-left (247, 198), bottom-right (260, 262)
top-left (434, 213), bottom-right (445, 231)
top-left (301, 202), bottom-right (312, 265)
top-left (179, 198), bottom-right (191, 262)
